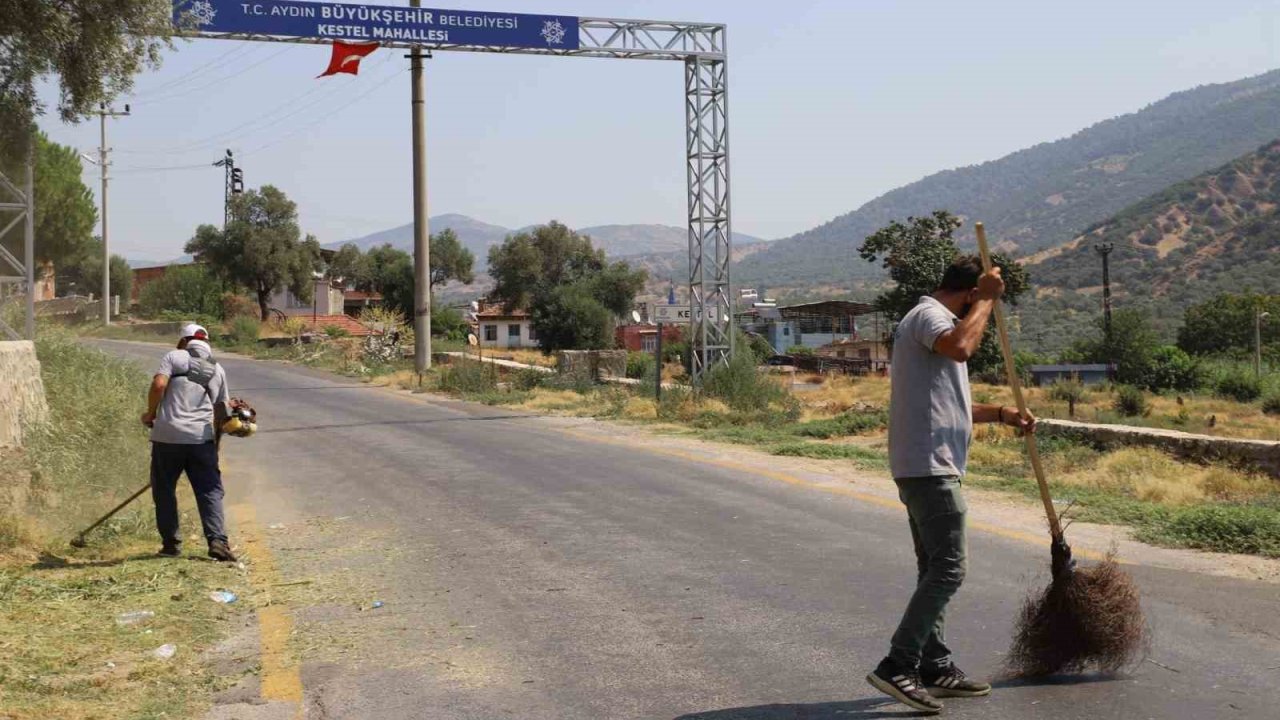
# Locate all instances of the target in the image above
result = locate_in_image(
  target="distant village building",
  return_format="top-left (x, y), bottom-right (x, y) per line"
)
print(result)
top-left (474, 302), bottom-right (538, 349)
top-left (615, 323), bottom-right (682, 352)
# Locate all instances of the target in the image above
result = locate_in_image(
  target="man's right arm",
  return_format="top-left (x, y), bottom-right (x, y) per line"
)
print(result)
top-left (932, 268), bottom-right (1004, 363)
top-left (142, 352), bottom-right (175, 427)
top-left (142, 375), bottom-right (168, 427)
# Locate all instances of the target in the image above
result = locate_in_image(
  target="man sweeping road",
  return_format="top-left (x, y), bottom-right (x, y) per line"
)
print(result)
top-left (140, 324), bottom-right (237, 562)
top-left (866, 256), bottom-right (1035, 713)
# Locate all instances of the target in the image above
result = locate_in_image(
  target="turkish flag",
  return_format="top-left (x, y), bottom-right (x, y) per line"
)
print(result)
top-left (318, 42), bottom-right (379, 78)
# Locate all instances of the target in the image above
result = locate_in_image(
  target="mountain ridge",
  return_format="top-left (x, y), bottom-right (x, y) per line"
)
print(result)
top-left (736, 68), bottom-right (1280, 292)
top-left (328, 216), bottom-right (768, 263)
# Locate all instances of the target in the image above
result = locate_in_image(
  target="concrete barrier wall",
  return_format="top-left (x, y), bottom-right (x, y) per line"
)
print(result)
top-left (1039, 418), bottom-right (1280, 478)
top-left (0, 341), bottom-right (49, 448)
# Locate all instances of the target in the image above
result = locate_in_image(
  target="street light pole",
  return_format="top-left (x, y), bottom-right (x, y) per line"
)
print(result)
top-left (97, 103), bottom-right (130, 325)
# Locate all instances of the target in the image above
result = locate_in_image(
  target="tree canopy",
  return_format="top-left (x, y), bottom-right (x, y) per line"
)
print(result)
top-left (859, 211), bottom-right (1028, 377)
top-left (184, 185), bottom-right (320, 320)
top-left (1, 0), bottom-right (174, 159)
top-left (429, 228), bottom-right (475, 291)
top-left (488, 221), bottom-right (647, 352)
top-left (0, 131), bottom-right (98, 270)
top-left (1178, 293), bottom-right (1280, 357)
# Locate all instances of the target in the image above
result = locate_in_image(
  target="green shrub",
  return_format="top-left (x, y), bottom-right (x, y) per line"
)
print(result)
top-left (511, 368), bottom-right (549, 391)
top-left (438, 360), bottom-right (497, 394)
top-left (1262, 394), bottom-right (1280, 416)
top-left (227, 315), bottom-right (260, 344)
top-left (626, 351), bottom-right (655, 380)
top-left (787, 345), bottom-right (815, 357)
top-left (1113, 385), bottom-right (1149, 417)
top-left (1214, 369), bottom-right (1261, 402)
top-left (1145, 345), bottom-right (1201, 392)
top-left (702, 351), bottom-right (788, 413)
top-left (1138, 503), bottom-right (1280, 557)
top-left (794, 409), bottom-right (888, 438)
top-left (431, 305), bottom-right (469, 341)
top-left (1047, 377), bottom-right (1087, 404)
top-left (769, 442), bottom-right (885, 464)
top-left (322, 325), bottom-right (350, 338)
top-left (137, 264), bottom-right (225, 319)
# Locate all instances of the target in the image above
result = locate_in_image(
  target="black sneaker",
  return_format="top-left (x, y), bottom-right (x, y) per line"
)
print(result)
top-left (923, 663), bottom-right (991, 698)
top-left (866, 658), bottom-right (944, 713)
top-left (207, 540), bottom-right (238, 563)
top-left (157, 543), bottom-right (182, 557)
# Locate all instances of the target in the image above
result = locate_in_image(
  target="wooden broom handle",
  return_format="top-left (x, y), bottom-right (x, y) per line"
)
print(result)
top-left (974, 223), bottom-right (1062, 537)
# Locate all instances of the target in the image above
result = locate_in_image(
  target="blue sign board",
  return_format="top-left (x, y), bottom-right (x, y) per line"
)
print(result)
top-left (174, 0), bottom-right (580, 50)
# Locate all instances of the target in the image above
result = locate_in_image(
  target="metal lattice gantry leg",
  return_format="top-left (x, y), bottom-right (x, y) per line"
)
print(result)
top-left (0, 143), bottom-right (35, 341)
top-left (685, 53), bottom-right (733, 383)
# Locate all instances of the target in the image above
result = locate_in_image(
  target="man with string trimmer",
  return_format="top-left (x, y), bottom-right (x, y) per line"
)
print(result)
top-left (140, 323), bottom-right (239, 562)
top-left (865, 256), bottom-right (1035, 713)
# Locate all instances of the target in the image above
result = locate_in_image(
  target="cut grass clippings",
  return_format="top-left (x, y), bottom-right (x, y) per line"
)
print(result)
top-left (0, 538), bottom-right (250, 719)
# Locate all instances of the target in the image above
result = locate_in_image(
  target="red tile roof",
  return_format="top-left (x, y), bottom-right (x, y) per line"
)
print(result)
top-left (344, 289), bottom-right (382, 301)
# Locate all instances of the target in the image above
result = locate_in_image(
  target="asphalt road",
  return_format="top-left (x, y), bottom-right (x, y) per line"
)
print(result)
top-left (98, 341), bottom-right (1280, 720)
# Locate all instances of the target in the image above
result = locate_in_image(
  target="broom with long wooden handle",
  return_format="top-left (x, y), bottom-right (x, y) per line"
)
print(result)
top-left (975, 225), bottom-right (1068, 569)
top-left (974, 222), bottom-right (1147, 676)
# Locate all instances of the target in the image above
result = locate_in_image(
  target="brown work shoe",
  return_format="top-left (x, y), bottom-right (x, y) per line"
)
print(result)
top-left (207, 540), bottom-right (237, 562)
top-left (157, 543), bottom-right (182, 557)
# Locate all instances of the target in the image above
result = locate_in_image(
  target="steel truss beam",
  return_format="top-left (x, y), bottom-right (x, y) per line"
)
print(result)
top-left (0, 152), bottom-right (34, 341)
top-left (187, 13), bottom-right (732, 381)
top-left (684, 55), bottom-right (732, 378)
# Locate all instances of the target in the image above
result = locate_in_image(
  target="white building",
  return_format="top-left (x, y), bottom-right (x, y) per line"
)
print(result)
top-left (474, 303), bottom-right (539, 349)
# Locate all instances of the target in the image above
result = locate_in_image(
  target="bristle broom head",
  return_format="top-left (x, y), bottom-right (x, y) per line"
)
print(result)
top-left (1006, 552), bottom-right (1148, 677)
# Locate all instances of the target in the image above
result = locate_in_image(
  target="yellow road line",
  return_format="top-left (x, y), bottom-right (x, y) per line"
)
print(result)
top-left (559, 427), bottom-right (1110, 563)
top-left (228, 501), bottom-right (304, 715)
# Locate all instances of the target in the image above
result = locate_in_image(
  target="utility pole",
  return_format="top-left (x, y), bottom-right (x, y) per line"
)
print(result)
top-left (212, 149), bottom-right (242, 228)
top-left (1255, 308), bottom-right (1270, 379)
top-left (1094, 243), bottom-right (1114, 375)
top-left (410, 0), bottom-right (432, 374)
top-left (97, 103), bottom-right (130, 325)
top-left (212, 149), bottom-right (238, 228)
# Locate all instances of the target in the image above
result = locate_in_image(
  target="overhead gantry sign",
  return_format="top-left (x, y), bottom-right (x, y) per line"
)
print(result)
top-left (175, 0), bottom-right (735, 379)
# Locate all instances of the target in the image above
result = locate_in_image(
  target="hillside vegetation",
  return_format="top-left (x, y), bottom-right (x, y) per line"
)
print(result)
top-left (737, 68), bottom-right (1280, 293)
top-left (1019, 139), bottom-right (1280, 351)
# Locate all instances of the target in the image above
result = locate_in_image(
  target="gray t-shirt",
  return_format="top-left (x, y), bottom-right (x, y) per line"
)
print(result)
top-left (888, 296), bottom-right (973, 479)
top-left (151, 348), bottom-right (229, 445)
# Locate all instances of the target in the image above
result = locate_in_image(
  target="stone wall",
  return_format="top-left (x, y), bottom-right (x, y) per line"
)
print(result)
top-left (0, 341), bottom-right (49, 448)
top-left (1039, 418), bottom-right (1280, 478)
top-left (556, 350), bottom-right (627, 381)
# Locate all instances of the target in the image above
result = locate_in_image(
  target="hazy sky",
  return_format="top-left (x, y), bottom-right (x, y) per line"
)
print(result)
top-left (36, 0), bottom-right (1280, 262)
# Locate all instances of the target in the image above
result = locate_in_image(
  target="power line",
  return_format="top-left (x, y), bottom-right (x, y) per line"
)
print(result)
top-left (118, 53), bottom-right (397, 156)
top-left (113, 162), bottom-right (214, 175)
top-left (131, 46), bottom-right (292, 105)
top-left (242, 68), bottom-right (408, 156)
top-left (127, 43), bottom-right (267, 100)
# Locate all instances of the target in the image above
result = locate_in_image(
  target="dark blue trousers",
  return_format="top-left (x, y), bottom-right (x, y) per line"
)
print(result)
top-left (150, 441), bottom-right (227, 546)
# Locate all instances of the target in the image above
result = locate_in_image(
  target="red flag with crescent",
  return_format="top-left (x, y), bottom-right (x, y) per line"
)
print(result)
top-left (318, 42), bottom-right (379, 78)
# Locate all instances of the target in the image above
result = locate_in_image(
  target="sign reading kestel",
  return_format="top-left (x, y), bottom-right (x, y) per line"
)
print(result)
top-left (174, 0), bottom-right (580, 50)
top-left (653, 305), bottom-right (692, 323)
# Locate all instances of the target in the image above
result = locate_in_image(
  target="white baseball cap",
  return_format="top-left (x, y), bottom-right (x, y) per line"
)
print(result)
top-left (180, 323), bottom-right (209, 341)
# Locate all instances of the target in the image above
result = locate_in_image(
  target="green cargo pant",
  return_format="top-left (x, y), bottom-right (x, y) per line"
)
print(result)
top-left (888, 475), bottom-right (968, 671)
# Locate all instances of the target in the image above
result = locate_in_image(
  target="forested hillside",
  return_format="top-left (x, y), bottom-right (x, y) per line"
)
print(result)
top-left (737, 69), bottom-right (1280, 293)
top-left (1016, 139), bottom-right (1280, 353)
